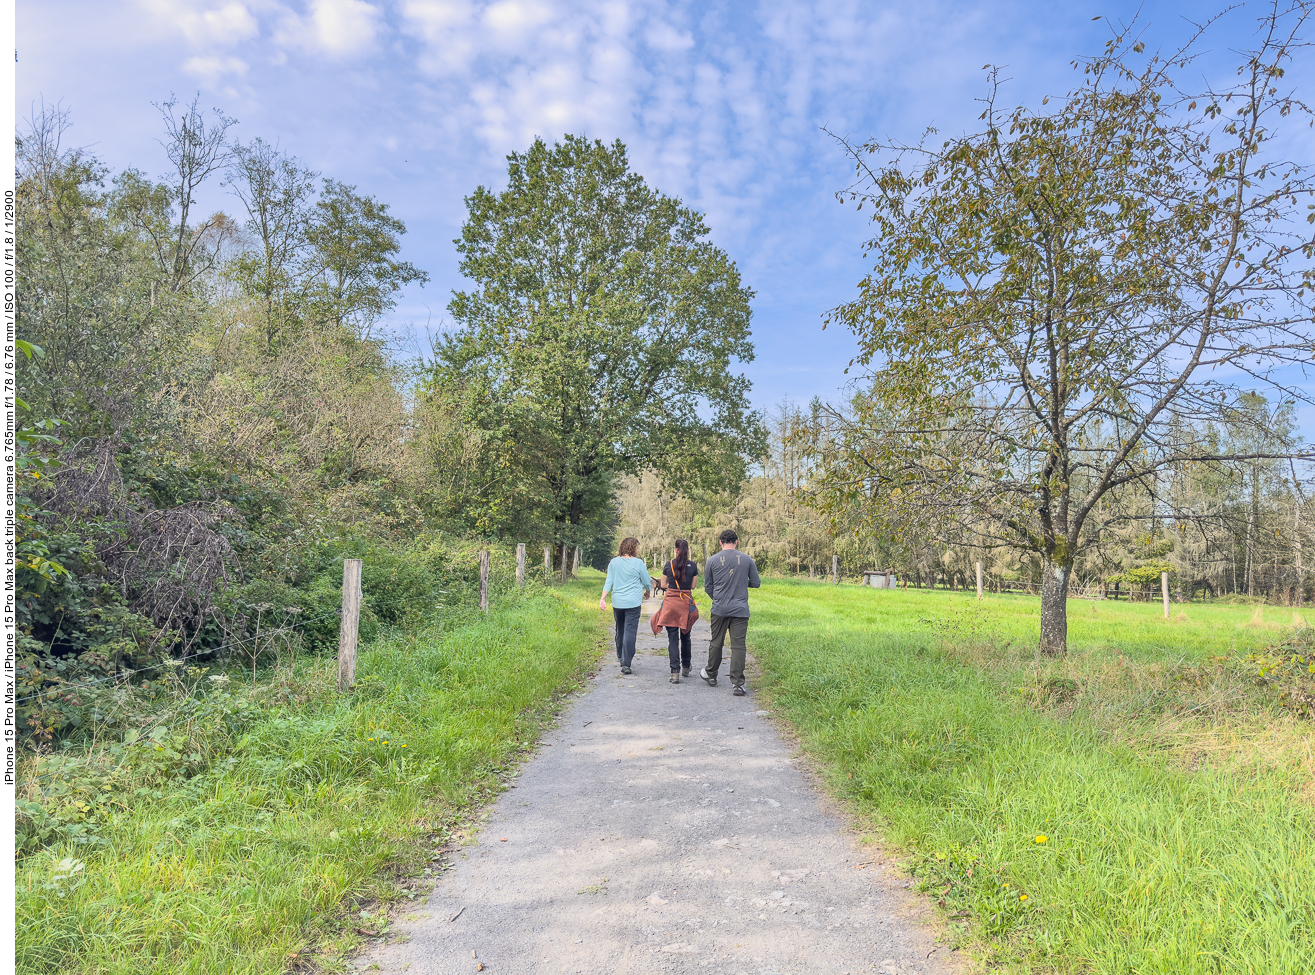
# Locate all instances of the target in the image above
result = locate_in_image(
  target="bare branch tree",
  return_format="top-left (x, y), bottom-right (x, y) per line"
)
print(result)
top-left (154, 93), bottom-right (237, 293)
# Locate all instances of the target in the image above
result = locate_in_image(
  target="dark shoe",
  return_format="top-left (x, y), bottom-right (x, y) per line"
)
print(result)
top-left (700, 668), bottom-right (717, 687)
top-left (669, 673), bottom-right (680, 684)
top-left (681, 667), bottom-right (691, 678)
top-left (621, 666), bottom-right (632, 675)
top-left (733, 685), bottom-right (747, 696)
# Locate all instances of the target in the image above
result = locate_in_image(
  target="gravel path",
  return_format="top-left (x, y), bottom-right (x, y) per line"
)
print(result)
top-left (358, 604), bottom-right (959, 975)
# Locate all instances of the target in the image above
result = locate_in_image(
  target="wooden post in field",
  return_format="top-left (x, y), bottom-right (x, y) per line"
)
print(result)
top-left (516, 543), bottom-right (525, 588)
top-left (573, 545), bottom-right (581, 576)
top-left (479, 550), bottom-right (490, 612)
top-left (832, 554), bottom-right (838, 584)
top-left (976, 562), bottom-right (984, 600)
top-left (543, 546), bottom-right (551, 580)
top-left (338, 559), bottom-right (362, 692)
top-left (702, 541), bottom-right (707, 562)
top-left (1161, 571), bottom-right (1170, 619)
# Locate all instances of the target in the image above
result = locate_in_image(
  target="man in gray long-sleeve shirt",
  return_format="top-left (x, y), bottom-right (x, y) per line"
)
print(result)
top-left (700, 528), bottom-right (761, 696)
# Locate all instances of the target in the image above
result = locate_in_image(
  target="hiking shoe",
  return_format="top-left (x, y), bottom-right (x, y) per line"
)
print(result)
top-left (733, 684), bottom-right (747, 697)
top-left (621, 666), bottom-right (632, 675)
top-left (681, 667), bottom-right (691, 678)
top-left (669, 673), bottom-right (680, 684)
top-left (700, 668), bottom-right (717, 687)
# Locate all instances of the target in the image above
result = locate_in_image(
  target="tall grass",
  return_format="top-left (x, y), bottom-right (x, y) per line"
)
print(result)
top-left (16, 585), bottom-right (604, 975)
top-left (749, 579), bottom-right (1315, 974)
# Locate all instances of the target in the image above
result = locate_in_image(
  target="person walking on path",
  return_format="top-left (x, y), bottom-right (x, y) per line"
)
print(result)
top-left (650, 538), bottom-right (700, 684)
top-left (600, 537), bottom-right (651, 675)
top-left (700, 529), bottom-right (760, 696)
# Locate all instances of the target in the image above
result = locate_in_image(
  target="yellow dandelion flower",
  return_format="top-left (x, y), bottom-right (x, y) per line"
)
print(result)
top-left (1020, 894), bottom-right (1028, 901)
top-left (1035, 835), bottom-right (1047, 844)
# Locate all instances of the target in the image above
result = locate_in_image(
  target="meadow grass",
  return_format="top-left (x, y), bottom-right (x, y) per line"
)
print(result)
top-left (16, 583), bottom-right (605, 975)
top-left (747, 578), bottom-right (1315, 974)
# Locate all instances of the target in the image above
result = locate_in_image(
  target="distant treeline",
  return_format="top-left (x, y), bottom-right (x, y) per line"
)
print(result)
top-left (617, 399), bottom-right (1312, 607)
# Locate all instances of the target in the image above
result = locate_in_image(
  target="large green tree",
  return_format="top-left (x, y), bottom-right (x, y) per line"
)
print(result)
top-left (814, 6), bottom-right (1315, 653)
top-left (305, 179), bottom-right (429, 338)
top-left (430, 135), bottom-right (763, 551)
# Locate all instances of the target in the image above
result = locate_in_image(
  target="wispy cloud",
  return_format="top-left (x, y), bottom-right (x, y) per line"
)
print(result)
top-left (22, 0), bottom-right (1274, 409)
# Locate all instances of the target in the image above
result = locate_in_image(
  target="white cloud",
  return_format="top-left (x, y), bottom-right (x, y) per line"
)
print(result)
top-left (137, 0), bottom-right (260, 46)
top-left (182, 54), bottom-right (250, 84)
top-left (401, 0), bottom-right (477, 74)
top-left (307, 0), bottom-right (384, 56)
top-left (483, 0), bottom-right (554, 37)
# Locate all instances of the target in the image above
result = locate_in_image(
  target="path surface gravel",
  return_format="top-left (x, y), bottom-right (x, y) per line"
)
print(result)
top-left (358, 603), bottom-right (959, 975)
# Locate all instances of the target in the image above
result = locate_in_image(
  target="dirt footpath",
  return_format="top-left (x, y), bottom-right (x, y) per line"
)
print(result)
top-left (357, 606), bottom-right (959, 975)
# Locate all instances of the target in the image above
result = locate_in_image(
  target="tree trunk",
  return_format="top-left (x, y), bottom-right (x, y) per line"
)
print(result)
top-left (1040, 558), bottom-right (1071, 655)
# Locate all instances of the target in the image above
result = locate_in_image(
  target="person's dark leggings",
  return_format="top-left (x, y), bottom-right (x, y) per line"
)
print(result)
top-left (665, 626), bottom-right (692, 672)
top-left (613, 605), bottom-right (641, 668)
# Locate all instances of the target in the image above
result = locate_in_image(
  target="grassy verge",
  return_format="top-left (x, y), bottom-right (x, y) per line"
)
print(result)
top-left (17, 583), bottom-right (605, 975)
top-left (748, 579), bottom-right (1315, 974)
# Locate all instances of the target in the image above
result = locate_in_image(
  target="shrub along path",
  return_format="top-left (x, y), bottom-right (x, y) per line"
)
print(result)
top-left (359, 604), bottom-right (955, 975)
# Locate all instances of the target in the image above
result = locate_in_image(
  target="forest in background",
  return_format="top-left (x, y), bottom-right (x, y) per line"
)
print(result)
top-left (617, 397), bottom-right (1313, 604)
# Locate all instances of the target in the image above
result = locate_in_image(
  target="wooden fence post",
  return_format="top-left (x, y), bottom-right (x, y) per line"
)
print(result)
top-left (976, 562), bottom-right (984, 600)
top-left (543, 546), bottom-right (551, 581)
top-left (338, 559), bottom-right (362, 692)
top-left (832, 554), bottom-right (838, 584)
top-left (516, 543), bottom-right (525, 588)
top-left (480, 550), bottom-right (490, 612)
top-left (1162, 571), bottom-right (1170, 620)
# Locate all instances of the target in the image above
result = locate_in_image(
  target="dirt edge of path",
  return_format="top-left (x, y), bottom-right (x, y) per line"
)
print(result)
top-left (743, 653), bottom-right (982, 975)
top-left (305, 601), bottom-right (613, 974)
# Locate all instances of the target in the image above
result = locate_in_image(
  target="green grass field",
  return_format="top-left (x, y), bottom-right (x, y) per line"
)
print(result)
top-left (16, 584), bottom-right (605, 975)
top-left (19, 570), bottom-right (1313, 974)
top-left (741, 577), bottom-right (1315, 974)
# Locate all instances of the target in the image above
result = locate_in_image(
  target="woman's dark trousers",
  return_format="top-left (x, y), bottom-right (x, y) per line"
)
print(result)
top-left (665, 626), bottom-right (691, 672)
top-left (613, 606), bottom-right (641, 668)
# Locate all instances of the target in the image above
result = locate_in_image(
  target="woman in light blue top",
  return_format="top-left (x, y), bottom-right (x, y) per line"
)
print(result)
top-left (599, 536), bottom-right (651, 674)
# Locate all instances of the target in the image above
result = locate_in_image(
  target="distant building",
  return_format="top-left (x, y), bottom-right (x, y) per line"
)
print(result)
top-left (861, 569), bottom-right (899, 589)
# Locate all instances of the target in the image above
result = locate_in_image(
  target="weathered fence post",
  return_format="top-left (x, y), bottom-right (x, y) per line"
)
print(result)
top-left (1162, 571), bottom-right (1170, 620)
top-left (976, 562), bottom-right (984, 600)
top-left (338, 559), bottom-right (362, 692)
top-left (480, 550), bottom-right (490, 613)
top-left (516, 543), bottom-right (525, 588)
top-left (543, 546), bottom-right (551, 580)
top-left (832, 554), bottom-right (838, 584)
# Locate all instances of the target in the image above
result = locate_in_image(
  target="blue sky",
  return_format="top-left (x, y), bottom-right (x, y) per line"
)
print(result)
top-left (16, 0), bottom-right (1303, 416)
